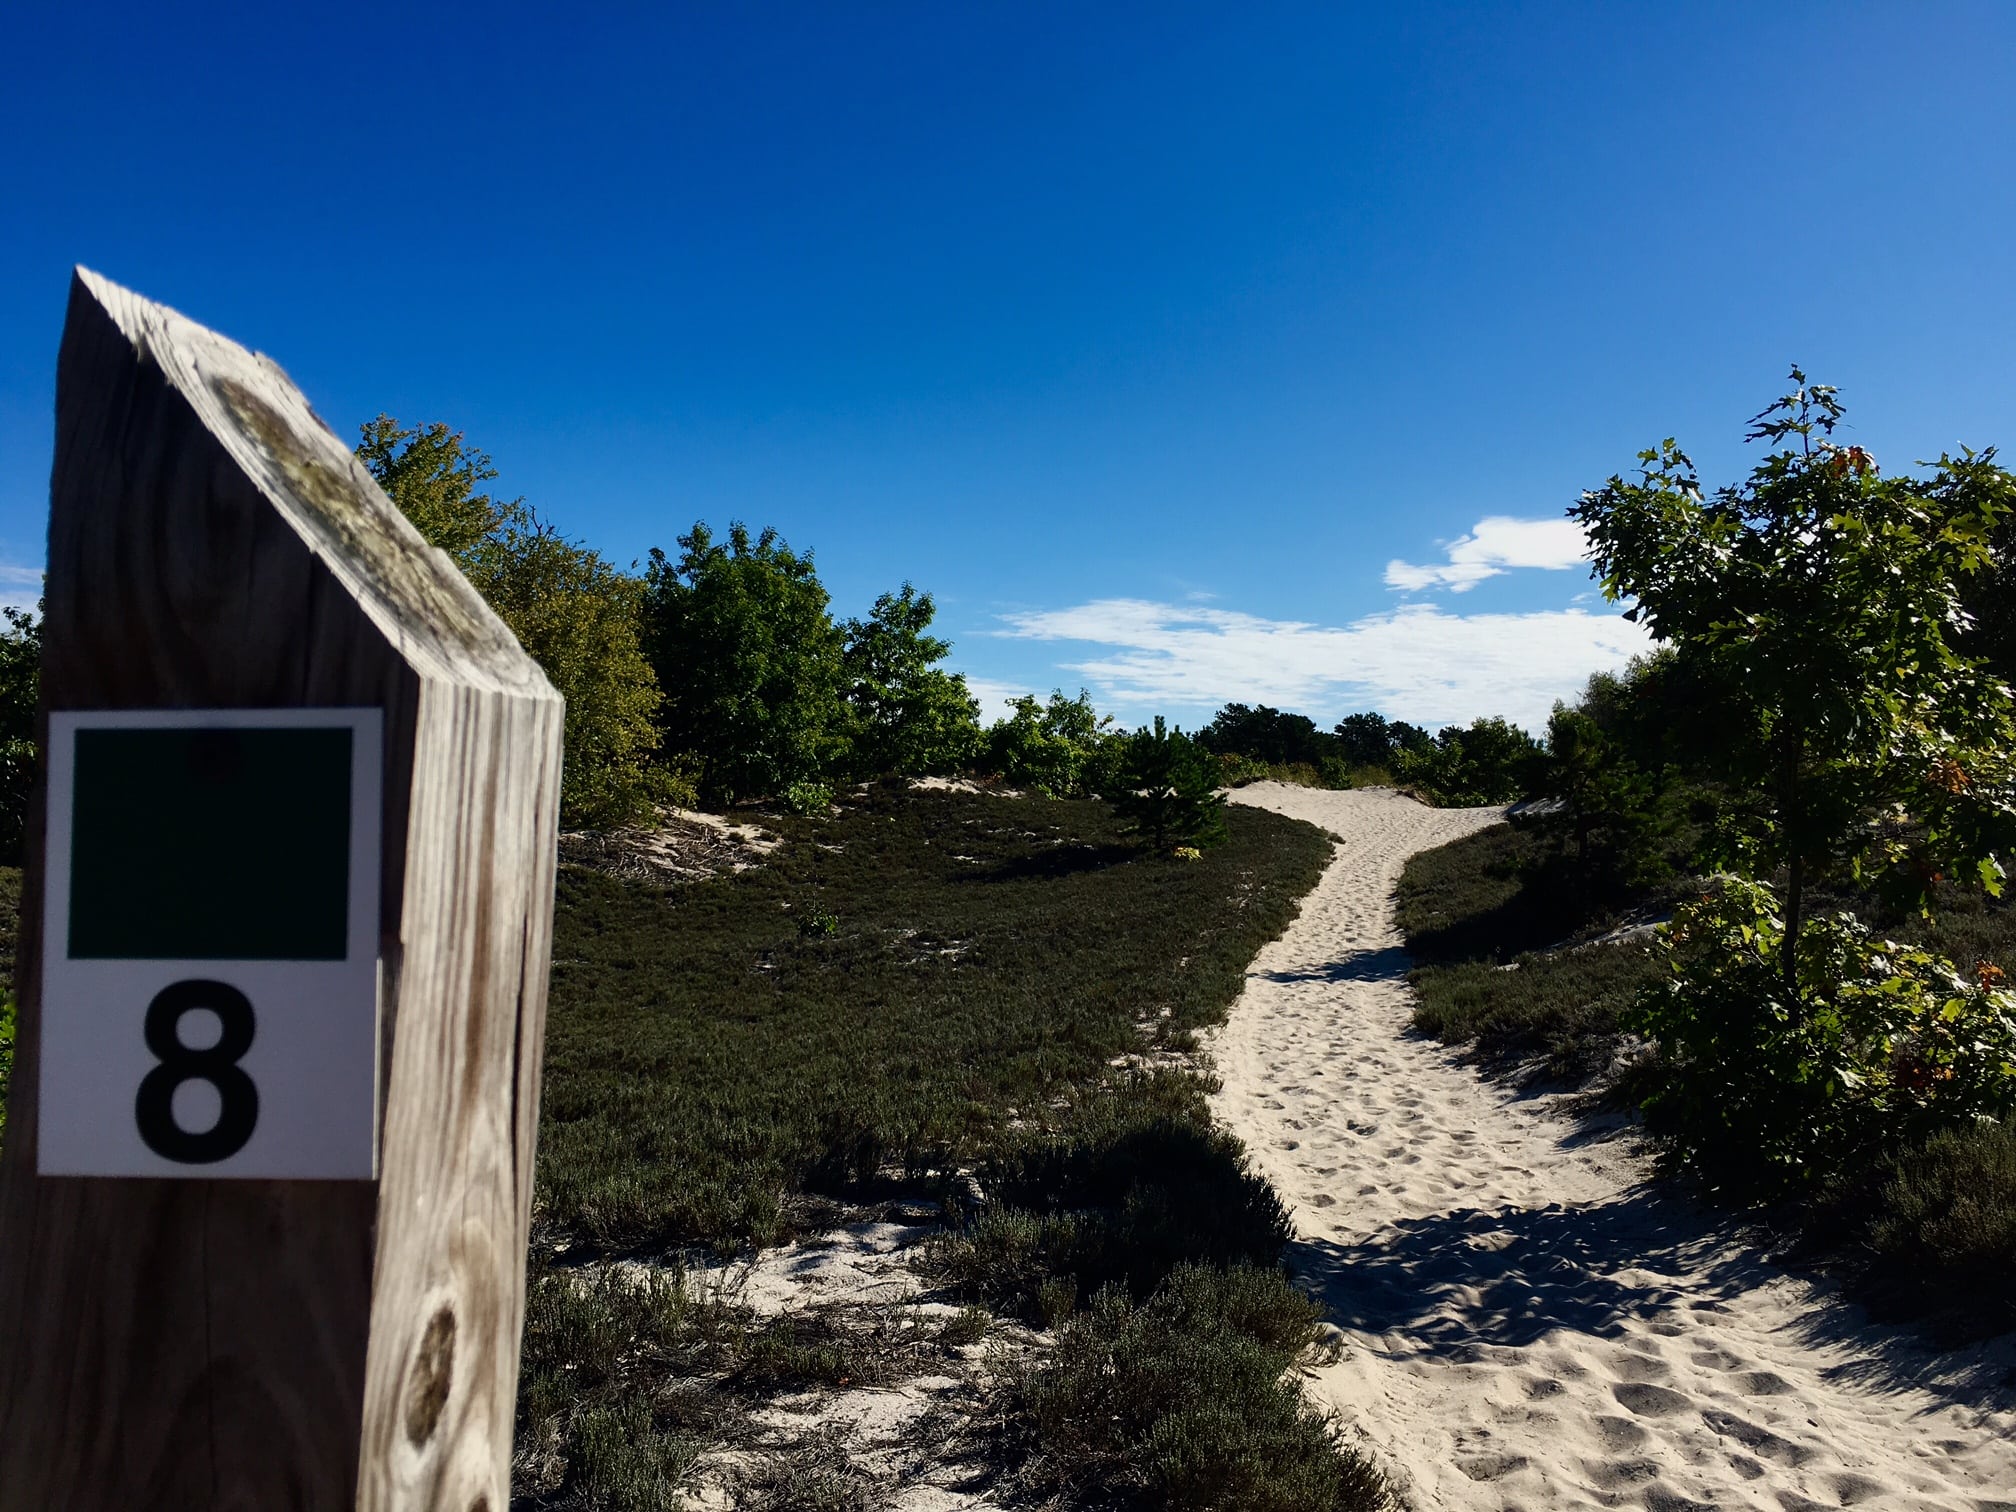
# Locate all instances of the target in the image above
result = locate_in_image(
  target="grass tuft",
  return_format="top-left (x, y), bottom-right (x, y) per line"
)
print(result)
top-left (736, 1428), bottom-right (884, 1512)
top-left (514, 1261), bottom-right (732, 1508)
top-left (1002, 1263), bottom-right (1393, 1512)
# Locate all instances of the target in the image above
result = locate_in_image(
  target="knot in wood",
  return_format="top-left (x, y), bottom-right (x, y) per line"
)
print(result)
top-left (405, 1305), bottom-right (457, 1447)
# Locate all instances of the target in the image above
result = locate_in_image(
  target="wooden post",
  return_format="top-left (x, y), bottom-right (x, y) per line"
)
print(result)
top-left (0, 270), bottom-right (564, 1511)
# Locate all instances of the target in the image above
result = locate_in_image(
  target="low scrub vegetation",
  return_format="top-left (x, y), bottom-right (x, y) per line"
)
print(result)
top-left (536, 785), bottom-right (1330, 1254)
top-left (1198, 702), bottom-right (1543, 806)
top-left (514, 1256), bottom-right (963, 1511)
top-left (998, 1264), bottom-right (1392, 1511)
top-left (524, 785), bottom-right (1381, 1503)
top-left (0, 750), bottom-right (1369, 1507)
top-left (1860, 1120), bottom-right (2016, 1336)
top-left (933, 1107), bottom-right (1294, 1322)
top-left (933, 1101), bottom-right (1393, 1509)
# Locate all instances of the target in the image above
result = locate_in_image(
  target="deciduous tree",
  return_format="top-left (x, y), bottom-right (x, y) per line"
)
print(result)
top-left (984, 690), bottom-right (1115, 797)
top-left (842, 583), bottom-right (982, 776)
top-left (358, 418), bottom-right (668, 826)
top-left (0, 602), bottom-right (40, 865)
top-left (642, 522), bottom-right (847, 805)
top-left (1573, 370), bottom-right (2016, 995)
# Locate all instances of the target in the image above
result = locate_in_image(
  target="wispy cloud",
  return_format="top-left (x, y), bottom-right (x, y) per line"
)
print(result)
top-left (996, 598), bottom-right (1650, 731)
top-left (955, 675), bottom-right (1033, 723)
top-left (0, 564), bottom-right (42, 614)
top-left (1385, 515), bottom-right (1590, 593)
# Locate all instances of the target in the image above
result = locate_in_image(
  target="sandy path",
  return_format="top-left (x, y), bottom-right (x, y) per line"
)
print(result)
top-left (1209, 783), bottom-right (2016, 1512)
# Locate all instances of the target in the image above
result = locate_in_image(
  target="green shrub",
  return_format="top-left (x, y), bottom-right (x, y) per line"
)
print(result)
top-left (938, 1114), bottom-right (1294, 1322)
top-left (935, 1205), bottom-right (1083, 1317)
top-left (1632, 877), bottom-right (2016, 1194)
top-left (567, 1396), bottom-right (698, 1512)
top-left (516, 1263), bottom-right (725, 1507)
top-left (794, 902), bottom-right (840, 937)
top-left (1864, 1119), bottom-right (2016, 1334)
top-left (1006, 1264), bottom-right (1392, 1512)
top-left (981, 689), bottom-right (1119, 797)
top-left (1392, 716), bottom-right (1543, 806)
top-left (783, 780), bottom-right (834, 815)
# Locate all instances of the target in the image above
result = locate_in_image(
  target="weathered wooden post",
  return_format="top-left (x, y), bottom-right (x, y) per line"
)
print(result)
top-left (0, 269), bottom-right (564, 1511)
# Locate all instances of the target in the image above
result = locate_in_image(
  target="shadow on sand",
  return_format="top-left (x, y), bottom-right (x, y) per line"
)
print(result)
top-left (1293, 1187), bottom-right (2016, 1407)
top-left (1258, 944), bottom-right (1413, 985)
top-left (1275, 938), bottom-right (2016, 1409)
top-left (1292, 1189), bottom-right (1760, 1353)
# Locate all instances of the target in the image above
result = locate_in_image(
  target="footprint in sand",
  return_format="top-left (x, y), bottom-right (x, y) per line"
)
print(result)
top-left (1613, 1382), bottom-right (1693, 1418)
top-left (1454, 1452), bottom-right (1528, 1481)
top-left (1608, 1353), bottom-right (1673, 1384)
top-left (1689, 1346), bottom-right (1746, 1371)
top-left (1735, 1370), bottom-right (1794, 1396)
top-left (1699, 1408), bottom-right (1813, 1467)
top-left (1591, 1414), bottom-right (1651, 1451)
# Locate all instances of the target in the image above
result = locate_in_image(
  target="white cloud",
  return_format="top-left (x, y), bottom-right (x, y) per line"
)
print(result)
top-left (995, 597), bottom-right (1650, 731)
top-left (1385, 515), bottom-right (1590, 593)
top-left (955, 675), bottom-right (1034, 723)
top-left (0, 564), bottom-right (42, 614)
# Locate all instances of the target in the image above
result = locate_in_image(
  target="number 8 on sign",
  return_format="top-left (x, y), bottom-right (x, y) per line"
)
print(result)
top-left (37, 708), bottom-right (382, 1180)
top-left (134, 980), bottom-right (259, 1164)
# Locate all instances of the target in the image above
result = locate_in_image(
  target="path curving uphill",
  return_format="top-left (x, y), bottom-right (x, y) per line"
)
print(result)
top-left (1209, 783), bottom-right (2016, 1512)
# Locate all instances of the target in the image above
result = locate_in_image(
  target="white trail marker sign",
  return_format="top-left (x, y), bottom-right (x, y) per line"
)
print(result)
top-left (0, 270), bottom-right (564, 1512)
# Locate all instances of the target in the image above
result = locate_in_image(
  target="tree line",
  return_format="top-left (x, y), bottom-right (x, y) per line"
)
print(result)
top-left (1193, 703), bottom-right (1543, 806)
top-left (0, 409), bottom-right (1562, 861)
top-left (351, 417), bottom-right (1547, 840)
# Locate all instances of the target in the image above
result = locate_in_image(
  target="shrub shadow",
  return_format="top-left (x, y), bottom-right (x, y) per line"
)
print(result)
top-left (1259, 945), bottom-right (1413, 985)
top-left (1292, 1190), bottom-right (1760, 1351)
top-left (960, 842), bottom-right (1137, 884)
top-left (1293, 1190), bottom-right (2016, 1410)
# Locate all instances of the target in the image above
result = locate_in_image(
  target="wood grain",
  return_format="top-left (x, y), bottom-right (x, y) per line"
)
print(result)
top-left (0, 269), bottom-right (563, 1512)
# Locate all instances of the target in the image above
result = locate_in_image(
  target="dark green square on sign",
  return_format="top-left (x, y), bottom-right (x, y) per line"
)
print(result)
top-left (68, 726), bottom-right (354, 960)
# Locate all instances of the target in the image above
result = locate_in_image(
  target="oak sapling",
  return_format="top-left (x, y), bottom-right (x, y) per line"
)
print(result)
top-left (1575, 369), bottom-right (2016, 999)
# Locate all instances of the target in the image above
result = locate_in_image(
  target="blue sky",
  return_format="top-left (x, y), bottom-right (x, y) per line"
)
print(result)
top-left (5, 3), bottom-right (2012, 730)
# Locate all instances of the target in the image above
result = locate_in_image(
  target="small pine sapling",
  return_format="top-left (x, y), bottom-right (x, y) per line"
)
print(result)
top-left (1110, 718), bottom-right (1229, 854)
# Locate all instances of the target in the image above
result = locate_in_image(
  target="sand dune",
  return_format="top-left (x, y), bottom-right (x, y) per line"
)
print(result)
top-left (1210, 783), bottom-right (2016, 1512)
